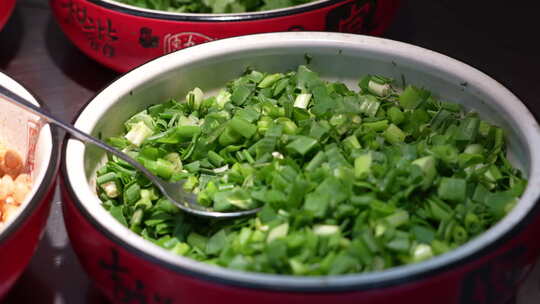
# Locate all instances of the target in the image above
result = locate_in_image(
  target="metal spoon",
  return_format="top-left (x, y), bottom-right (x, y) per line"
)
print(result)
top-left (0, 84), bottom-right (261, 219)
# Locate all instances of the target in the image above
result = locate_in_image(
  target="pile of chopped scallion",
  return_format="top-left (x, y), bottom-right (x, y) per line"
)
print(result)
top-left (96, 65), bottom-right (526, 275)
top-left (114, 0), bottom-right (315, 13)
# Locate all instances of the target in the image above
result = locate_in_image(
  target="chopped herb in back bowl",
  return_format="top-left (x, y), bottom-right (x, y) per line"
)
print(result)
top-left (114, 0), bottom-right (317, 13)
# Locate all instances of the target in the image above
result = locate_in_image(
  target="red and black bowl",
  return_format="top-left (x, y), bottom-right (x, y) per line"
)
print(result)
top-left (0, 0), bottom-right (16, 30)
top-left (0, 72), bottom-right (59, 300)
top-left (61, 32), bottom-right (540, 304)
top-left (49, 0), bottom-right (400, 73)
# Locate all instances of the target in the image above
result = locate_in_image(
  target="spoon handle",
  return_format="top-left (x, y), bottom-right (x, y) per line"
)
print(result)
top-left (0, 84), bottom-right (168, 196)
top-left (1, 84), bottom-right (260, 219)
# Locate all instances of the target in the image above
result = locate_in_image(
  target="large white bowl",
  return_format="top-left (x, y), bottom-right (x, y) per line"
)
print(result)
top-left (62, 32), bottom-right (540, 303)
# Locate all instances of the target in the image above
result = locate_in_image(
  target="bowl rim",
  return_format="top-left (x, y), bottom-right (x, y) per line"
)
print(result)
top-left (63, 32), bottom-right (540, 292)
top-left (0, 0), bottom-right (16, 30)
top-left (88, 0), bottom-right (353, 22)
top-left (0, 72), bottom-right (60, 244)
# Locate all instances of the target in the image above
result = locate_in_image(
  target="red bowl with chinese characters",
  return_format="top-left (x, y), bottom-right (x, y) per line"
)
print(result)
top-left (0, 72), bottom-right (59, 300)
top-left (49, 0), bottom-right (400, 73)
top-left (0, 0), bottom-right (16, 30)
top-left (61, 32), bottom-right (540, 304)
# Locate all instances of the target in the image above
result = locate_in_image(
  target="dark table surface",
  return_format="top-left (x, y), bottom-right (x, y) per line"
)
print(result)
top-left (1, 0), bottom-right (539, 303)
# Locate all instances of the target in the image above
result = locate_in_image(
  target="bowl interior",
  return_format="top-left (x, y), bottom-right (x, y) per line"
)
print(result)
top-left (84, 38), bottom-right (530, 177)
top-left (66, 32), bottom-right (540, 290)
top-left (0, 73), bottom-right (54, 233)
top-left (97, 0), bottom-right (332, 18)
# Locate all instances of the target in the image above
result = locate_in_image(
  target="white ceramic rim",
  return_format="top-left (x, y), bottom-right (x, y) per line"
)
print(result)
top-left (65, 32), bottom-right (540, 291)
top-left (0, 72), bottom-right (55, 237)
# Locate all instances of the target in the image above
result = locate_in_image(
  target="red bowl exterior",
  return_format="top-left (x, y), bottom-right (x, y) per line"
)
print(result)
top-left (0, 181), bottom-right (56, 300)
top-left (49, 0), bottom-right (400, 72)
top-left (60, 167), bottom-right (540, 303)
top-left (0, 0), bottom-right (16, 30)
top-left (0, 74), bottom-right (60, 299)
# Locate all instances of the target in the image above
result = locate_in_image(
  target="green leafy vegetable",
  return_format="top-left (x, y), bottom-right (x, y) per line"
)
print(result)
top-left (115, 0), bottom-right (315, 13)
top-left (96, 65), bottom-right (526, 276)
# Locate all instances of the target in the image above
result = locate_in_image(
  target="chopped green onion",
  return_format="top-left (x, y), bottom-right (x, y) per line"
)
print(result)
top-left (294, 93), bottom-right (312, 109)
top-left (368, 80), bottom-right (390, 96)
top-left (383, 124), bottom-right (407, 144)
top-left (125, 121), bottom-right (153, 146)
top-left (438, 178), bottom-right (467, 203)
top-left (286, 136), bottom-right (318, 155)
top-left (387, 107), bottom-right (405, 125)
top-left (412, 244), bottom-right (433, 263)
top-left (399, 86), bottom-right (430, 109)
top-left (354, 153), bottom-right (372, 179)
top-left (267, 223), bottom-right (289, 243)
top-left (230, 117), bottom-right (257, 138)
top-left (96, 65), bottom-right (525, 276)
top-left (101, 181), bottom-right (120, 198)
top-left (258, 73), bottom-right (283, 88)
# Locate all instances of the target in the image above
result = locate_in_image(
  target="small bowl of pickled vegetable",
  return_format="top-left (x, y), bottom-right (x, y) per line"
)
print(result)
top-left (49, 0), bottom-right (400, 72)
top-left (0, 72), bottom-right (59, 299)
top-left (0, 0), bottom-right (15, 31)
top-left (62, 32), bottom-right (540, 303)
